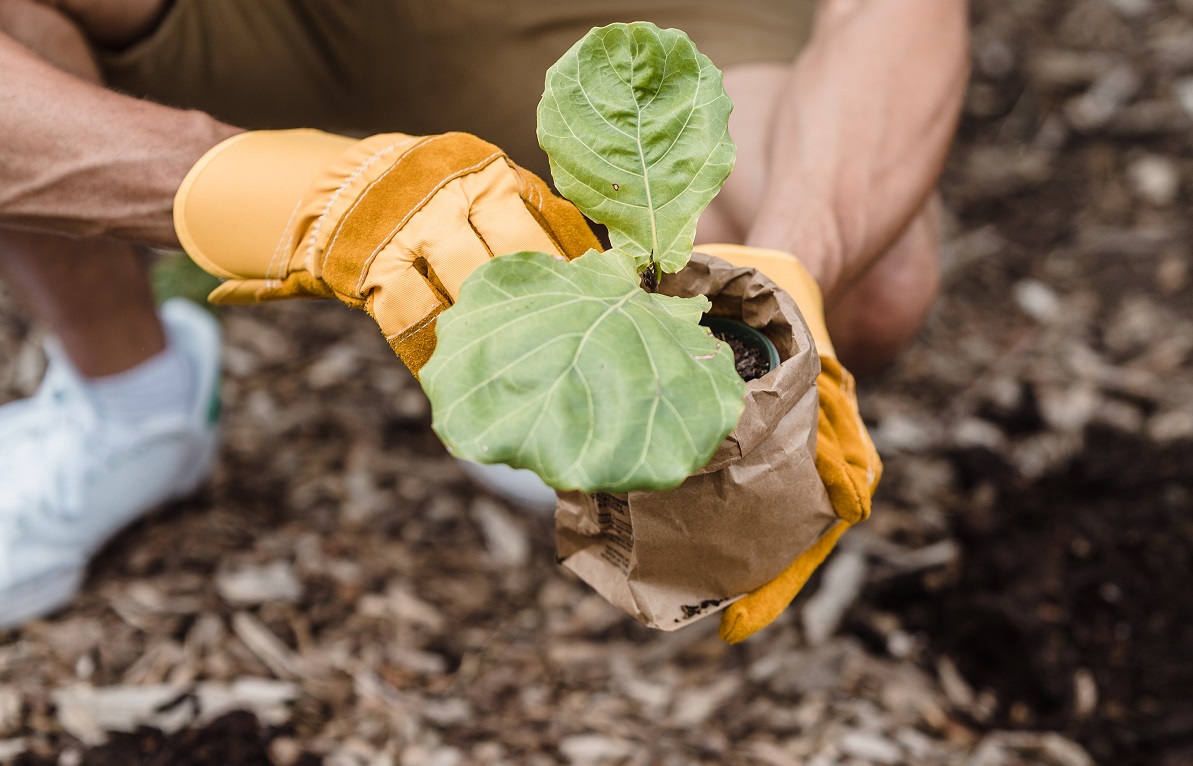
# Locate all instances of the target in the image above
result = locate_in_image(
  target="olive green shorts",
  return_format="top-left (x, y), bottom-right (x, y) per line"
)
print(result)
top-left (100, 0), bottom-right (813, 178)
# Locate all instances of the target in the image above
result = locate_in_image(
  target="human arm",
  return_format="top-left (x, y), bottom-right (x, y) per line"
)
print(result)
top-left (0, 19), bottom-right (595, 375)
top-left (741, 0), bottom-right (970, 299)
top-left (0, 29), bottom-right (239, 245)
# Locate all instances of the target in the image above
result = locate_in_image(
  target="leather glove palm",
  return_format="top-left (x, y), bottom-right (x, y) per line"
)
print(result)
top-left (174, 129), bottom-right (600, 373)
top-left (697, 244), bottom-right (883, 644)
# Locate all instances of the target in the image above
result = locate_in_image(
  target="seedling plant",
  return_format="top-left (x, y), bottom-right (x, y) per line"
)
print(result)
top-left (420, 23), bottom-right (748, 493)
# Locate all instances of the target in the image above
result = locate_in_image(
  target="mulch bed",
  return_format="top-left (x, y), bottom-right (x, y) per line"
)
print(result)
top-left (2, 1), bottom-right (1192, 764)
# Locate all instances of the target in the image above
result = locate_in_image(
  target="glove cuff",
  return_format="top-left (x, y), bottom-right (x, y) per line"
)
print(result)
top-left (695, 244), bottom-right (835, 359)
top-left (174, 129), bottom-right (357, 281)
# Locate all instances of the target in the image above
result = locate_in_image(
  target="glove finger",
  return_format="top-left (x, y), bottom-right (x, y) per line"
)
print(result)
top-left (364, 208), bottom-right (490, 376)
top-left (513, 165), bottom-right (602, 260)
top-left (368, 184), bottom-right (497, 307)
top-left (467, 165), bottom-right (569, 262)
top-left (719, 520), bottom-right (852, 644)
top-left (360, 256), bottom-right (449, 376)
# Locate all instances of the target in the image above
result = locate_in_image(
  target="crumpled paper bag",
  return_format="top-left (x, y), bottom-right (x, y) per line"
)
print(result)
top-left (554, 252), bottom-right (838, 630)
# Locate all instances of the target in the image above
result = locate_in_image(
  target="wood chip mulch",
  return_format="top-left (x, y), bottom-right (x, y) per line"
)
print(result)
top-left (3, 1), bottom-right (1193, 764)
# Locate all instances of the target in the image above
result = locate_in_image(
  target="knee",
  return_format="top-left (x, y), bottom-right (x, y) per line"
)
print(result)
top-left (39, 0), bottom-right (167, 48)
top-left (0, 0), bottom-right (66, 43)
top-left (826, 199), bottom-right (941, 375)
top-left (0, 0), bottom-right (99, 80)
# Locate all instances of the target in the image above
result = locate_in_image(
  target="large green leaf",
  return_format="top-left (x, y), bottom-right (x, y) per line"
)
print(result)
top-left (538, 22), bottom-right (735, 273)
top-left (420, 250), bottom-right (745, 493)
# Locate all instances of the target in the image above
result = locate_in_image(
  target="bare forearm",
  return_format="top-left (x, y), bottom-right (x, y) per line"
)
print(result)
top-left (0, 31), bottom-right (240, 246)
top-left (746, 0), bottom-right (970, 298)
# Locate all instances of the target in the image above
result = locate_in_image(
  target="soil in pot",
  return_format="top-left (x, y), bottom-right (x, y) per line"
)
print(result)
top-left (702, 316), bottom-right (780, 381)
top-left (716, 331), bottom-right (770, 380)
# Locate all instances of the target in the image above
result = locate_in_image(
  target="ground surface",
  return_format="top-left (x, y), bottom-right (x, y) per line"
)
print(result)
top-left (2, 1), bottom-right (1192, 764)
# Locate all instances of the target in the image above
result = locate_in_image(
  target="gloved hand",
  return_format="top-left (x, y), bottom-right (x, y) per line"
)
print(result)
top-left (696, 244), bottom-right (883, 644)
top-left (173, 129), bottom-right (600, 374)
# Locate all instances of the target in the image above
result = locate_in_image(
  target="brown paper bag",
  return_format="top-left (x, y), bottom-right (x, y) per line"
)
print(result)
top-left (555, 252), bottom-right (838, 630)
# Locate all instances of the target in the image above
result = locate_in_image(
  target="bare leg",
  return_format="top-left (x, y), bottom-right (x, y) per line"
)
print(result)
top-left (825, 197), bottom-right (941, 376)
top-left (0, 231), bottom-right (166, 376)
top-left (0, 0), bottom-right (166, 376)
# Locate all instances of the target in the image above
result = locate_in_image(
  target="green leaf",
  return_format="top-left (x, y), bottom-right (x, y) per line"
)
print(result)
top-left (538, 22), bottom-right (736, 274)
top-left (420, 250), bottom-right (745, 493)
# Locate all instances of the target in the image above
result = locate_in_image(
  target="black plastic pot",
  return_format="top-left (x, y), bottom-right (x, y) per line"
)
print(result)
top-left (700, 315), bottom-right (781, 375)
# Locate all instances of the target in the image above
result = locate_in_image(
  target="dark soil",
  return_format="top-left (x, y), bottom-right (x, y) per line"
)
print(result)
top-left (714, 330), bottom-right (771, 381)
top-left (14, 712), bottom-right (317, 766)
top-left (867, 426), bottom-right (1193, 765)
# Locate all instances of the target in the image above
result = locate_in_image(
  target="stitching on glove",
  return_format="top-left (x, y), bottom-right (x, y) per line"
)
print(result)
top-left (719, 607), bottom-right (745, 643)
top-left (387, 310), bottom-right (438, 343)
top-left (517, 164), bottom-right (544, 208)
top-left (311, 137), bottom-right (416, 280)
top-left (265, 199), bottom-right (306, 283)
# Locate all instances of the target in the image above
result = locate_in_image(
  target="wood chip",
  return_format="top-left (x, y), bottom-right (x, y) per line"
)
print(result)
top-left (51, 679), bottom-right (297, 747)
top-left (53, 684), bottom-right (189, 745)
top-left (938, 657), bottom-right (978, 711)
top-left (669, 676), bottom-right (742, 727)
top-left (966, 731), bottom-right (1094, 766)
top-left (838, 731), bottom-right (904, 765)
top-left (0, 688), bottom-right (19, 738)
top-left (121, 640), bottom-right (185, 686)
top-left (558, 735), bottom-right (635, 764)
top-left (231, 612), bottom-right (305, 680)
top-left (387, 586), bottom-right (446, 632)
top-left (305, 346), bottom-right (361, 390)
top-left (217, 561), bottom-right (303, 606)
top-left (193, 678), bottom-right (298, 727)
top-left (0, 739), bottom-right (27, 763)
top-left (802, 550), bottom-right (868, 646)
top-left (469, 497), bottom-right (531, 567)
top-left (747, 740), bottom-right (801, 766)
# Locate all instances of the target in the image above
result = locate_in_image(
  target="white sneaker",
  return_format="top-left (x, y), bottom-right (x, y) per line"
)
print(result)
top-left (456, 459), bottom-right (559, 516)
top-left (0, 299), bottom-right (221, 629)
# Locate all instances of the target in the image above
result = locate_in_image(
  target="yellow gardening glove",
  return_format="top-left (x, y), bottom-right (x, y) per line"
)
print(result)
top-left (174, 129), bottom-right (600, 374)
top-left (696, 244), bottom-right (883, 644)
